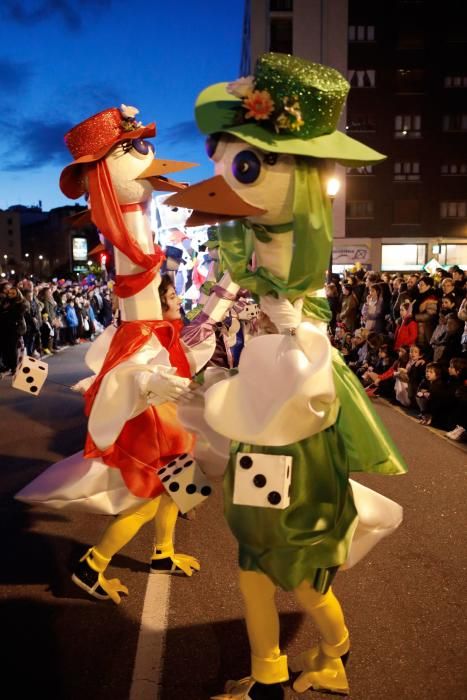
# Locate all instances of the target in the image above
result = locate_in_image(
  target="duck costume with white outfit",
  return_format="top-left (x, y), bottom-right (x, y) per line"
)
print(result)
top-left (17, 105), bottom-right (239, 603)
top-left (167, 54), bottom-right (408, 699)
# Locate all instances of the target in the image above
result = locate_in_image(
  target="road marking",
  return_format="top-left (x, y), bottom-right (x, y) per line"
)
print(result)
top-left (129, 573), bottom-right (171, 700)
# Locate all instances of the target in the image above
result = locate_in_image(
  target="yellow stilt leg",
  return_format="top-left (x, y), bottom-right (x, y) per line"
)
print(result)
top-left (72, 498), bottom-right (161, 604)
top-left (96, 497), bottom-right (161, 560)
top-left (151, 493), bottom-right (200, 576)
top-left (291, 583), bottom-right (350, 694)
top-left (238, 571), bottom-right (288, 684)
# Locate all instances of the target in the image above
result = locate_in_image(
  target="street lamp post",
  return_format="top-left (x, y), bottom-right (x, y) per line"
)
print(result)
top-left (326, 177), bottom-right (341, 284)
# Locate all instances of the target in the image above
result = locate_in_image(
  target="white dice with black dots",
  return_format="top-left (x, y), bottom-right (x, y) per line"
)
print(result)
top-left (12, 355), bottom-right (49, 396)
top-left (233, 452), bottom-right (292, 510)
top-left (157, 453), bottom-right (213, 514)
top-left (237, 303), bottom-right (260, 321)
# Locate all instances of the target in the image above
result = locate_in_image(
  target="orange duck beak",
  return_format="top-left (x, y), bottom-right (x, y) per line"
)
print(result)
top-left (136, 158), bottom-right (198, 192)
top-left (164, 175), bottom-right (267, 226)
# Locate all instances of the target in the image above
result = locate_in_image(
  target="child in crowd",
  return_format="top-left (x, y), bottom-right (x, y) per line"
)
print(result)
top-left (40, 312), bottom-right (54, 355)
top-left (393, 344), bottom-right (426, 407)
top-left (393, 301), bottom-right (418, 349)
top-left (367, 345), bottom-right (410, 400)
top-left (445, 357), bottom-right (467, 441)
top-left (415, 362), bottom-right (450, 427)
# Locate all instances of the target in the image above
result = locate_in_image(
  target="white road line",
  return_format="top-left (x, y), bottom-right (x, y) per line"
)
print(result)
top-left (129, 574), bottom-right (171, 700)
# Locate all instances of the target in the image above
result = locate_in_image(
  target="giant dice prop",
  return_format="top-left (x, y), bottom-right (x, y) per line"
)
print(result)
top-left (12, 356), bottom-right (48, 396)
top-left (233, 453), bottom-right (292, 510)
top-left (157, 453), bottom-right (212, 514)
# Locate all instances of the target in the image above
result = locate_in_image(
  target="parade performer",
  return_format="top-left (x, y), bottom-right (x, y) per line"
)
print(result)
top-left (167, 54), bottom-right (408, 698)
top-left (16, 106), bottom-right (211, 603)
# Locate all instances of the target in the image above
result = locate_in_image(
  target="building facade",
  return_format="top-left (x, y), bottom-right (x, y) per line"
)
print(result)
top-left (242, 0), bottom-right (467, 271)
top-left (0, 209), bottom-right (22, 278)
top-left (7, 204), bottom-right (98, 279)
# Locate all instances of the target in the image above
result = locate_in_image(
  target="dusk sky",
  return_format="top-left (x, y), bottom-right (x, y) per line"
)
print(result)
top-left (0, 0), bottom-right (244, 211)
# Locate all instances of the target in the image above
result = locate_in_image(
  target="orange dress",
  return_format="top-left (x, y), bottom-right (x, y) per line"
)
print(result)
top-left (84, 320), bottom-right (194, 498)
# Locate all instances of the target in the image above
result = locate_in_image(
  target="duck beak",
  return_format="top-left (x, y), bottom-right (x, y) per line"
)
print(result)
top-left (164, 175), bottom-right (267, 226)
top-left (136, 158), bottom-right (198, 192)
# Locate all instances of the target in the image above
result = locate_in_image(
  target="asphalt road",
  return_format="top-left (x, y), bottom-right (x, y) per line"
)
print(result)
top-left (1, 344), bottom-right (466, 700)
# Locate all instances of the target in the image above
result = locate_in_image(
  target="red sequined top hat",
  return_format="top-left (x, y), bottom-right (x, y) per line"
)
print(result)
top-left (60, 106), bottom-right (155, 199)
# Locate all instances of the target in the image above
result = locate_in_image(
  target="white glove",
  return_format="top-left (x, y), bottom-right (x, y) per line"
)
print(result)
top-left (138, 368), bottom-right (191, 406)
top-left (259, 294), bottom-right (304, 333)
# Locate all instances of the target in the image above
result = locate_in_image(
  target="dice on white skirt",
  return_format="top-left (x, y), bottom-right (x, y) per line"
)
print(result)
top-left (158, 453), bottom-right (212, 514)
top-left (233, 453), bottom-right (292, 510)
top-left (12, 356), bottom-right (48, 396)
top-left (237, 303), bottom-right (260, 321)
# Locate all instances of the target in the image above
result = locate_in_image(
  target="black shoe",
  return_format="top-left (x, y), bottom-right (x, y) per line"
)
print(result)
top-left (71, 556), bottom-right (109, 600)
top-left (249, 682), bottom-right (283, 700)
top-left (150, 552), bottom-right (185, 575)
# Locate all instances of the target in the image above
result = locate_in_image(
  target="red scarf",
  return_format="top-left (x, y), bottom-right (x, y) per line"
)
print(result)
top-left (84, 319), bottom-right (193, 499)
top-left (87, 161), bottom-right (165, 298)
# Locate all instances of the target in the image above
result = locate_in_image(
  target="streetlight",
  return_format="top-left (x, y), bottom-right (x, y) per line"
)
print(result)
top-left (38, 254), bottom-right (43, 259)
top-left (326, 177), bottom-right (341, 283)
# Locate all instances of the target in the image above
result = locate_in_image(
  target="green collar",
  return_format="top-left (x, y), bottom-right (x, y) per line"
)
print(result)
top-left (250, 221), bottom-right (293, 243)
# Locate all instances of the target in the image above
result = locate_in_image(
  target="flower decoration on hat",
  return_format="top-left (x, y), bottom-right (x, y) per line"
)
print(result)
top-left (119, 103), bottom-right (143, 131)
top-left (227, 76), bottom-right (304, 134)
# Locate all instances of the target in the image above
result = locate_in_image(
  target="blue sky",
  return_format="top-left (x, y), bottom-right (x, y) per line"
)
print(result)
top-left (0, 0), bottom-right (244, 211)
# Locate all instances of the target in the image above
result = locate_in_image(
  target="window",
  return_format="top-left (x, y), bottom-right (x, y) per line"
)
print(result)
top-left (381, 244), bottom-right (426, 272)
top-left (270, 0), bottom-right (293, 9)
top-left (348, 25), bottom-right (375, 42)
top-left (444, 75), bottom-right (467, 88)
top-left (347, 165), bottom-right (374, 176)
top-left (348, 69), bottom-right (375, 88)
top-left (442, 114), bottom-right (467, 131)
top-left (394, 199), bottom-right (420, 223)
top-left (397, 29), bottom-right (423, 49)
top-left (395, 114), bottom-right (421, 138)
top-left (394, 161), bottom-right (420, 181)
top-left (7, 217), bottom-right (12, 225)
top-left (346, 114), bottom-right (376, 131)
top-left (440, 201), bottom-right (467, 218)
top-left (441, 163), bottom-right (467, 175)
top-left (8, 229), bottom-right (14, 235)
top-left (437, 244), bottom-right (467, 268)
top-left (395, 68), bottom-right (424, 92)
top-left (270, 17), bottom-right (292, 53)
top-left (346, 200), bottom-right (374, 219)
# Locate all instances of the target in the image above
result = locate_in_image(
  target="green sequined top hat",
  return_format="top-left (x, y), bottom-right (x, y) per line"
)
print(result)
top-left (195, 52), bottom-right (385, 165)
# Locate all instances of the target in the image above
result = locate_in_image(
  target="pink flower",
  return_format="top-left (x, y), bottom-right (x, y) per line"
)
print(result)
top-left (227, 76), bottom-right (255, 98)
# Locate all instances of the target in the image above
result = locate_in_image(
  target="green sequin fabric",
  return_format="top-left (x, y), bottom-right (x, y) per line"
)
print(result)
top-left (253, 53), bottom-right (349, 138)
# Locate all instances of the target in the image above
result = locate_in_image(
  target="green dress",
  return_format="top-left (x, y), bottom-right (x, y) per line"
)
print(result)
top-left (223, 349), bottom-right (407, 593)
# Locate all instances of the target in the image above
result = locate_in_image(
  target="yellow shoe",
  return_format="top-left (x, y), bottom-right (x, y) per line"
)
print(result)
top-left (150, 549), bottom-right (200, 576)
top-left (290, 646), bottom-right (350, 695)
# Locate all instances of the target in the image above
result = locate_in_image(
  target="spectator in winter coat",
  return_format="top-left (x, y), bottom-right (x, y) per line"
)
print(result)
top-left (40, 312), bottom-right (54, 355)
top-left (337, 283), bottom-right (359, 332)
top-left (412, 277), bottom-right (438, 351)
top-left (393, 301), bottom-right (418, 349)
top-left (362, 284), bottom-right (386, 333)
top-left (65, 300), bottom-right (79, 345)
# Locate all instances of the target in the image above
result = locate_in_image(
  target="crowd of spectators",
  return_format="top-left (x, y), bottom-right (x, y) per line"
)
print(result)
top-left (328, 264), bottom-right (467, 443)
top-left (2, 264), bottom-right (466, 444)
top-left (0, 278), bottom-right (116, 375)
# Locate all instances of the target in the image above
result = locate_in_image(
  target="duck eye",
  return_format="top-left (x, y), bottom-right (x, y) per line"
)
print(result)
top-left (232, 150), bottom-right (261, 184)
top-left (131, 139), bottom-right (152, 155)
top-left (205, 133), bottom-right (221, 159)
top-left (264, 153), bottom-right (278, 166)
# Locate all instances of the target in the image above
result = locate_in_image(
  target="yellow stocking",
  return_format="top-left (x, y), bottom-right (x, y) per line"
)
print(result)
top-left (238, 570), bottom-right (288, 684)
top-left (291, 583), bottom-right (350, 694)
top-left (95, 496), bottom-right (161, 560)
top-left (151, 493), bottom-right (200, 576)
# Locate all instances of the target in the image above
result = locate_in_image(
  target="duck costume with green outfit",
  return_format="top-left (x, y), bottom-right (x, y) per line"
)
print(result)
top-left (168, 53), bottom-right (407, 700)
